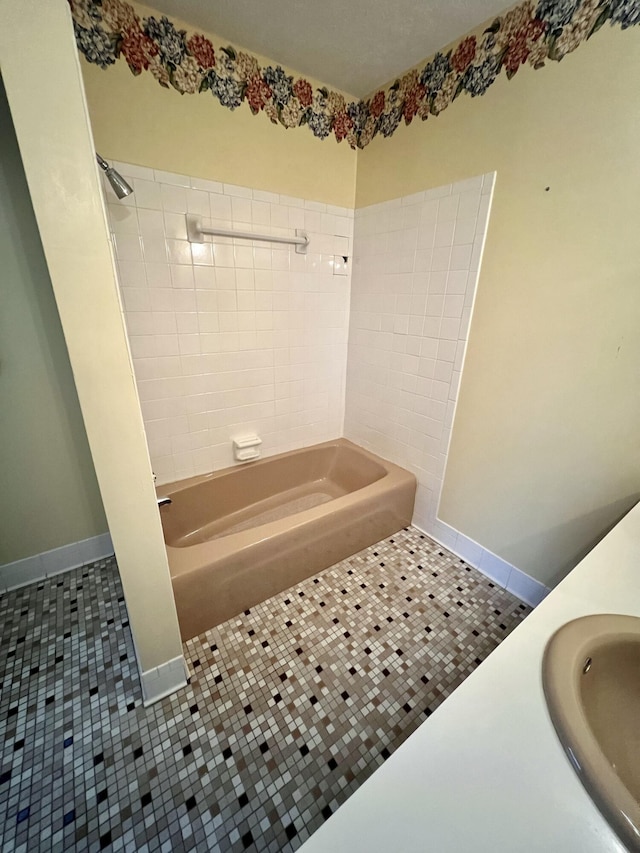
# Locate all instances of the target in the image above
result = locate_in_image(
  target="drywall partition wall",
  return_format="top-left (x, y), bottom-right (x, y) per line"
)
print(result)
top-left (355, 25), bottom-right (640, 587)
top-left (0, 0), bottom-right (184, 687)
top-left (103, 162), bottom-right (352, 483)
top-left (0, 78), bottom-right (108, 566)
top-left (79, 2), bottom-right (357, 208)
top-left (344, 173), bottom-right (494, 543)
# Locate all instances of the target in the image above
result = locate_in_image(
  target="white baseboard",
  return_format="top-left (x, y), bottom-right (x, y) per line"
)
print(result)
top-left (140, 655), bottom-right (189, 706)
top-left (2, 533), bottom-right (187, 705)
top-left (412, 520), bottom-right (550, 608)
top-left (0, 532), bottom-right (114, 593)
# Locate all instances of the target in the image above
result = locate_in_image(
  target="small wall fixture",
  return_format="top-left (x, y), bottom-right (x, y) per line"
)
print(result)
top-left (333, 255), bottom-right (349, 276)
top-left (96, 153), bottom-right (133, 199)
top-left (233, 435), bottom-right (262, 463)
top-left (186, 214), bottom-right (308, 254)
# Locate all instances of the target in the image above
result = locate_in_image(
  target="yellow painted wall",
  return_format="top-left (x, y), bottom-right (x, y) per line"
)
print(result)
top-left (55, 0), bottom-right (640, 588)
top-left (0, 78), bottom-right (107, 564)
top-left (357, 26), bottom-right (640, 586)
top-left (81, 2), bottom-right (357, 207)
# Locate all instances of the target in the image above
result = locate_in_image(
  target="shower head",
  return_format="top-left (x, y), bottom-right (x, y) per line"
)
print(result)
top-left (96, 153), bottom-right (133, 199)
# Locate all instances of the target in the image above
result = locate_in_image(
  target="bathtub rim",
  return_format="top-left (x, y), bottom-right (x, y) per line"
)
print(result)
top-left (157, 438), bottom-right (416, 580)
top-left (158, 437), bottom-right (386, 495)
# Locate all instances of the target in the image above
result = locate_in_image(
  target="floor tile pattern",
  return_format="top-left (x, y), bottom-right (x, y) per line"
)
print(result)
top-left (0, 528), bottom-right (529, 852)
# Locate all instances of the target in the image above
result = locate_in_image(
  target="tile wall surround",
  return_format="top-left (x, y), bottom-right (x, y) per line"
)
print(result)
top-left (103, 162), bottom-right (353, 485)
top-left (104, 164), bottom-right (547, 606)
top-left (342, 173), bottom-right (540, 591)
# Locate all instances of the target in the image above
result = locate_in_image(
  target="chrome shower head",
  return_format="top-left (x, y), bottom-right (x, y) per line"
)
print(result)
top-left (96, 153), bottom-right (133, 199)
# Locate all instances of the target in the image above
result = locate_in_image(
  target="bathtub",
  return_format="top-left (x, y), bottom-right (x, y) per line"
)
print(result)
top-left (158, 438), bottom-right (416, 641)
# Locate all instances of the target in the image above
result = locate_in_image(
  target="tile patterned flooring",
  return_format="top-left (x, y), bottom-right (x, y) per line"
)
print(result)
top-left (0, 527), bottom-right (529, 852)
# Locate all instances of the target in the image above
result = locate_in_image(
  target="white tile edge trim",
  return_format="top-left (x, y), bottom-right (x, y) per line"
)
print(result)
top-left (140, 655), bottom-right (189, 706)
top-left (0, 532), bottom-right (114, 593)
top-left (412, 521), bottom-right (550, 608)
top-left (435, 170), bottom-right (497, 522)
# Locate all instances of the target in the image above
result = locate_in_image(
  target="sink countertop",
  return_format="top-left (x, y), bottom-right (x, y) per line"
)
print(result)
top-left (300, 503), bottom-right (640, 853)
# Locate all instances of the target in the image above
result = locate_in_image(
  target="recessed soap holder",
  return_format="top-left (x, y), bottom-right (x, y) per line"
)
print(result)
top-left (233, 435), bottom-right (262, 463)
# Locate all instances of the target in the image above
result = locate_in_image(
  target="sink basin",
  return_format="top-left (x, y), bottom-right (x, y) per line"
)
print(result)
top-left (543, 614), bottom-right (640, 851)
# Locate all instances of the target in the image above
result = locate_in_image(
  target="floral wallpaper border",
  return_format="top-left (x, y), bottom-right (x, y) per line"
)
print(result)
top-left (70, 0), bottom-right (640, 150)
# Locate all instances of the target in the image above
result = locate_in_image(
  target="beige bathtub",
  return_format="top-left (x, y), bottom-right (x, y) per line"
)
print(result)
top-left (158, 438), bottom-right (416, 641)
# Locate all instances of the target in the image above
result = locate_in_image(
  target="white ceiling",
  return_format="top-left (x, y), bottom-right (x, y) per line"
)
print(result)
top-left (150, 0), bottom-right (512, 98)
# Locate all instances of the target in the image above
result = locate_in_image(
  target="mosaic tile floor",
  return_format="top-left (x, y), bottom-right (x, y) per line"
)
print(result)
top-left (0, 527), bottom-right (529, 852)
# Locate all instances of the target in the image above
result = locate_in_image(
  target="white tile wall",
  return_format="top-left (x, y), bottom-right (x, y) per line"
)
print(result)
top-left (103, 163), bottom-right (353, 484)
top-left (344, 172), bottom-right (496, 539)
